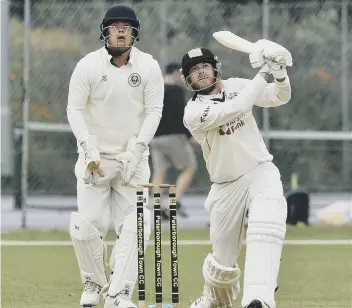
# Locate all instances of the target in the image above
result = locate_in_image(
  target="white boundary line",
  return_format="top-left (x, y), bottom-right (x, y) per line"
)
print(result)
top-left (1, 239), bottom-right (351, 246)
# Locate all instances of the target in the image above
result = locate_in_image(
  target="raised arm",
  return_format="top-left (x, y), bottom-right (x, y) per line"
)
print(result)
top-left (255, 77), bottom-right (291, 108)
top-left (184, 74), bottom-right (268, 134)
top-left (249, 39), bottom-right (292, 107)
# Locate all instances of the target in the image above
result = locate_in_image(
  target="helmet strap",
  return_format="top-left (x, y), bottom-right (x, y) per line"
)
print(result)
top-left (106, 45), bottom-right (132, 57)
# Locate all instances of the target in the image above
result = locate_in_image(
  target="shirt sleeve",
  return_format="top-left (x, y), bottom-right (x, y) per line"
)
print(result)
top-left (66, 58), bottom-right (91, 144)
top-left (254, 76), bottom-right (291, 108)
top-left (184, 74), bottom-right (267, 133)
top-left (137, 60), bottom-right (164, 145)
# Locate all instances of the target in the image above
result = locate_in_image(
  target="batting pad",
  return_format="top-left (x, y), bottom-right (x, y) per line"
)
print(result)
top-left (242, 194), bottom-right (287, 308)
top-left (70, 212), bottom-right (107, 287)
top-left (202, 253), bottom-right (241, 308)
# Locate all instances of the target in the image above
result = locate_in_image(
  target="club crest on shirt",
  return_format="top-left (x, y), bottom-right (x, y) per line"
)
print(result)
top-left (128, 73), bottom-right (141, 87)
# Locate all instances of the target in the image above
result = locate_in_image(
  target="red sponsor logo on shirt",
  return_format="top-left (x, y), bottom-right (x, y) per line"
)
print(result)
top-left (219, 118), bottom-right (245, 135)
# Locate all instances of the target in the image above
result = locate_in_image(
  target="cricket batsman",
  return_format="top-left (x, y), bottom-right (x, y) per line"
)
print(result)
top-left (180, 42), bottom-right (292, 308)
top-left (67, 4), bottom-right (164, 308)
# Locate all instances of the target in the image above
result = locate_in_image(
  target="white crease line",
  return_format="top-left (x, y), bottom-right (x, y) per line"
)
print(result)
top-left (1, 239), bottom-right (351, 247)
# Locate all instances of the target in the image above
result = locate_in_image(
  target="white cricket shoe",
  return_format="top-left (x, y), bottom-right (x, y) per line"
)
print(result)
top-left (80, 281), bottom-right (102, 307)
top-left (104, 294), bottom-right (137, 308)
top-left (190, 296), bottom-right (218, 308)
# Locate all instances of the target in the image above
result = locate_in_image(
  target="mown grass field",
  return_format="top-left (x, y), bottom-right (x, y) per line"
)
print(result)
top-left (1, 225), bottom-right (351, 308)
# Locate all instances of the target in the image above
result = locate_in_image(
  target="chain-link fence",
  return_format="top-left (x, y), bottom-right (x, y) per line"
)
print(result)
top-left (4, 0), bottom-right (352, 199)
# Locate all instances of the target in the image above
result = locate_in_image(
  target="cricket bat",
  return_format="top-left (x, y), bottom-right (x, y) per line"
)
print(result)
top-left (212, 31), bottom-right (286, 63)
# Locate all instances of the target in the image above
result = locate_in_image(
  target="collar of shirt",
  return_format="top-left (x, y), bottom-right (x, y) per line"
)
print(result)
top-left (193, 79), bottom-right (227, 102)
top-left (107, 47), bottom-right (136, 67)
top-left (196, 91), bottom-right (225, 104)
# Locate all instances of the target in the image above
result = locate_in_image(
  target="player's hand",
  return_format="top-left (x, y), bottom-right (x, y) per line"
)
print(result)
top-left (85, 161), bottom-right (105, 185)
top-left (255, 39), bottom-right (292, 80)
top-left (255, 39), bottom-right (293, 67)
top-left (116, 136), bottom-right (147, 186)
top-left (80, 135), bottom-right (105, 185)
top-left (266, 59), bottom-right (287, 80)
top-left (249, 48), bottom-right (265, 68)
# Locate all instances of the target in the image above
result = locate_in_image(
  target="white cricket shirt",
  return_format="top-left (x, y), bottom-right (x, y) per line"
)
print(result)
top-left (183, 75), bottom-right (291, 183)
top-left (67, 47), bottom-right (164, 155)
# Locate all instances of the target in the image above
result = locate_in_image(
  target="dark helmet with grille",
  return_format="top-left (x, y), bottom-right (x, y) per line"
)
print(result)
top-left (100, 4), bottom-right (140, 42)
top-left (180, 48), bottom-right (221, 80)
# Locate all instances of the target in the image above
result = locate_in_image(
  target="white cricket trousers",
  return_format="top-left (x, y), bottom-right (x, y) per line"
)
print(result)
top-left (74, 154), bottom-right (150, 237)
top-left (205, 161), bottom-right (285, 267)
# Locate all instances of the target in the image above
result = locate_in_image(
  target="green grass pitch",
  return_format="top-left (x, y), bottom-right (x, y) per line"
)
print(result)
top-left (1, 225), bottom-right (351, 308)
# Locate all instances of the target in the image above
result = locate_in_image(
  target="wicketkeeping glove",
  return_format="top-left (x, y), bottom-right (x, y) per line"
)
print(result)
top-left (80, 135), bottom-right (105, 185)
top-left (115, 136), bottom-right (148, 186)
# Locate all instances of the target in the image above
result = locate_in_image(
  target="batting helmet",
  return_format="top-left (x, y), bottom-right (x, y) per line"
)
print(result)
top-left (100, 4), bottom-right (140, 57)
top-left (180, 48), bottom-right (221, 81)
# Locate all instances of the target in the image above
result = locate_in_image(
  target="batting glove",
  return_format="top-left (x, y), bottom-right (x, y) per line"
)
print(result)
top-left (249, 48), bottom-right (265, 68)
top-left (255, 39), bottom-right (293, 67)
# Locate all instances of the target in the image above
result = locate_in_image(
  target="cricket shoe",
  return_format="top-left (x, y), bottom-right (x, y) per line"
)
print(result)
top-left (190, 296), bottom-right (218, 308)
top-left (80, 281), bottom-right (102, 307)
top-left (104, 295), bottom-right (137, 308)
top-left (244, 299), bottom-right (270, 308)
top-left (104, 290), bottom-right (136, 308)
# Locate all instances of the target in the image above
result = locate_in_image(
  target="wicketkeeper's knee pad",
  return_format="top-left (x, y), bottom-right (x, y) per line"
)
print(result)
top-left (109, 206), bottom-right (151, 271)
top-left (202, 253), bottom-right (241, 308)
top-left (108, 207), bottom-right (151, 297)
top-left (109, 207), bottom-right (151, 271)
top-left (69, 212), bottom-right (107, 287)
top-left (125, 206), bottom-right (151, 237)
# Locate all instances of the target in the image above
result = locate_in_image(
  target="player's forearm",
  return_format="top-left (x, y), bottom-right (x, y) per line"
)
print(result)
top-left (137, 113), bottom-right (161, 145)
top-left (143, 59), bottom-right (164, 141)
top-left (141, 63), bottom-right (163, 145)
top-left (255, 76), bottom-right (291, 108)
top-left (275, 76), bottom-right (291, 104)
top-left (67, 108), bottom-right (89, 144)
